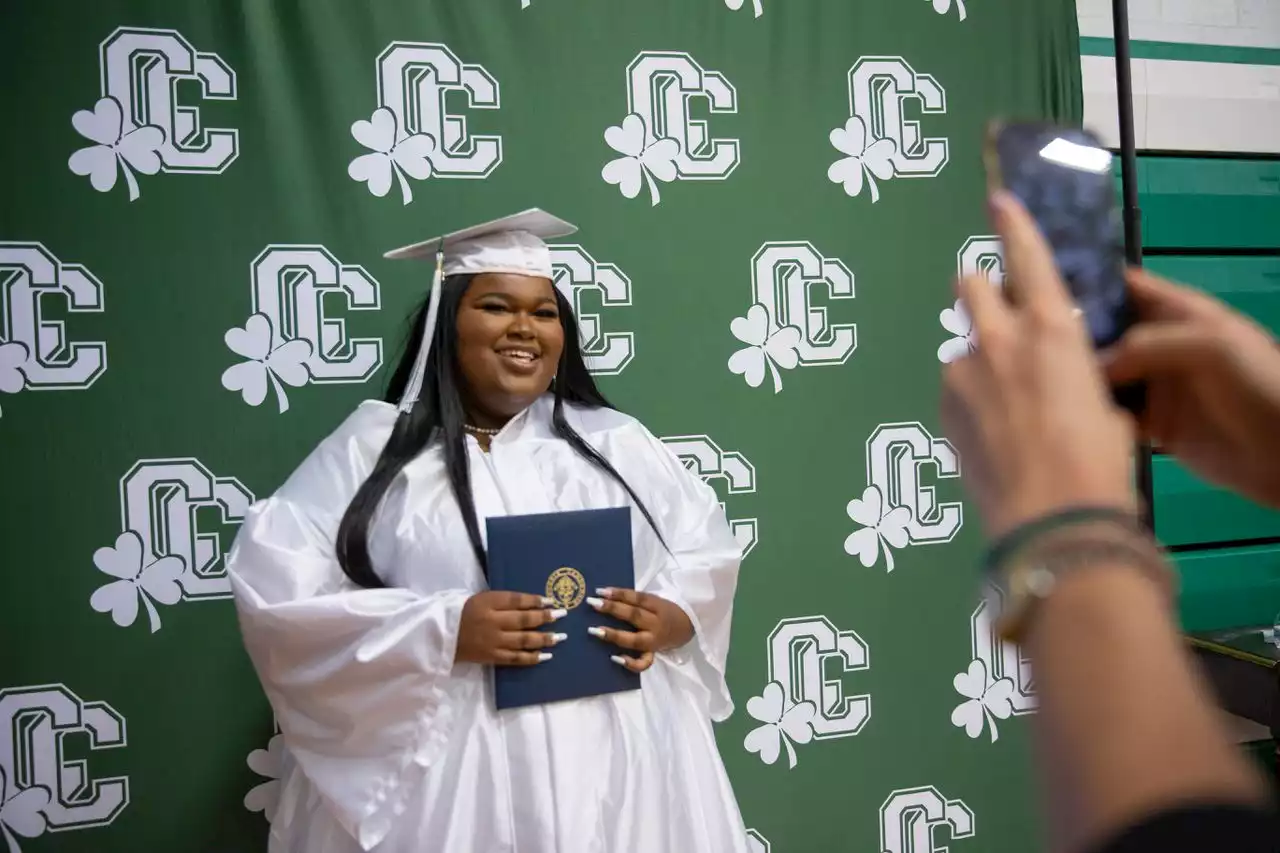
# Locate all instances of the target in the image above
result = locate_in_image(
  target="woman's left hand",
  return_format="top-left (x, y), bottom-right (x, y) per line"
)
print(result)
top-left (586, 588), bottom-right (695, 673)
top-left (940, 190), bottom-right (1137, 538)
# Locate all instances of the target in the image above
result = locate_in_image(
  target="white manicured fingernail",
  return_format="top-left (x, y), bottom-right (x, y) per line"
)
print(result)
top-left (549, 608), bottom-right (567, 621)
top-left (541, 597), bottom-right (556, 607)
top-left (611, 655), bottom-right (627, 667)
top-left (588, 626), bottom-right (606, 639)
top-left (551, 633), bottom-right (567, 644)
top-left (538, 653), bottom-right (553, 663)
top-left (596, 587), bottom-right (613, 597)
top-left (586, 597), bottom-right (604, 610)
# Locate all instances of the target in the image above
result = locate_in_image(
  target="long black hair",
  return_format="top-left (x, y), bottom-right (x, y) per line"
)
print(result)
top-left (335, 273), bottom-right (666, 589)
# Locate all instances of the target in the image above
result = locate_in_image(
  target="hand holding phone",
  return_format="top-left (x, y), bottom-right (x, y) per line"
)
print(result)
top-left (983, 120), bottom-right (1145, 413)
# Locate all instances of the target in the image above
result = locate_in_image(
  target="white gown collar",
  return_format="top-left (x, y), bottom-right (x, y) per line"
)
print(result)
top-left (474, 394), bottom-right (557, 446)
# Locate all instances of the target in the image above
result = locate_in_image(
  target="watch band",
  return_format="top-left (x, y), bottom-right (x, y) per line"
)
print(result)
top-left (986, 517), bottom-right (1175, 643)
top-left (983, 506), bottom-right (1143, 576)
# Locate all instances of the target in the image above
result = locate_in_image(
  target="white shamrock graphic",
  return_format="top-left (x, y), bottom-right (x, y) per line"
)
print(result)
top-left (244, 733), bottom-right (285, 821)
top-left (951, 659), bottom-right (1014, 742)
top-left (89, 531), bottom-right (184, 634)
top-left (0, 341), bottom-right (29, 418)
top-left (0, 766), bottom-right (50, 853)
top-left (221, 314), bottom-right (312, 414)
top-left (601, 113), bottom-right (680, 206)
top-left (827, 116), bottom-right (897, 203)
top-left (743, 681), bottom-right (816, 769)
top-left (937, 299), bottom-right (976, 364)
top-left (726, 0), bottom-right (765, 16)
top-left (930, 0), bottom-right (968, 20)
top-left (844, 485), bottom-right (911, 571)
top-left (67, 97), bottom-right (164, 202)
top-left (728, 305), bottom-right (801, 394)
top-left (347, 107), bottom-right (437, 205)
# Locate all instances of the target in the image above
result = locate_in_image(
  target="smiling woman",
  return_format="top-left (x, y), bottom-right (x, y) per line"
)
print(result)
top-left (224, 210), bottom-right (751, 853)
top-left (455, 272), bottom-right (565, 432)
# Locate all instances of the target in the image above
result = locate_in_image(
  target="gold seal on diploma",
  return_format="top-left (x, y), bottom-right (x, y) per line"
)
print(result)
top-left (546, 567), bottom-right (586, 609)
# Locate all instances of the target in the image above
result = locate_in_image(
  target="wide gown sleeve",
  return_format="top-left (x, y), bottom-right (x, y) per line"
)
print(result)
top-left (226, 405), bottom-right (470, 850)
top-left (626, 425), bottom-right (744, 723)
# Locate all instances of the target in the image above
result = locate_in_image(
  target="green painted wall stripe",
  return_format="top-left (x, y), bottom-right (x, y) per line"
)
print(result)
top-left (1080, 35), bottom-right (1280, 66)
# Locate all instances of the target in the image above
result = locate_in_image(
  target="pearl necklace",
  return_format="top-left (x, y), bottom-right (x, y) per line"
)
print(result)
top-left (464, 424), bottom-right (501, 437)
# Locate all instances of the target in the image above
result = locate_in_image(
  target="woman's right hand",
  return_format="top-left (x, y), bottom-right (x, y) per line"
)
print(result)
top-left (1104, 269), bottom-right (1280, 508)
top-left (455, 591), bottom-right (566, 666)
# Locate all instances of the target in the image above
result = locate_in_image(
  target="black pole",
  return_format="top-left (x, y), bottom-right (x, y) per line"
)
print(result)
top-left (1111, 0), bottom-right (1154, 529)
top-left (1112, 1), bottom-right (1142, 268)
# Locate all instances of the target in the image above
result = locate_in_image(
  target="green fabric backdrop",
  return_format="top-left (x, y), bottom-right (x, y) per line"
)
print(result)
top-left (0, 2), bottom-right (1081, 850)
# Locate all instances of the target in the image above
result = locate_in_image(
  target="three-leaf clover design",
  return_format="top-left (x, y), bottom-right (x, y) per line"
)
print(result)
top-left (601, 114), bottom-right (680, 206)
top-left (827, 116), bottom-right (897, 203)
top-left (937, 299), bottom-right (976, 364)
top-left (348, 107), bottom-right (437, 205)
top-left (89, 531), bottom-right (184, 634)
top-left (743, 681), bottom-right (816, 769)
top-left (222, 314), bottom-right (313, 414)
top-left (728, 304), bottom-right (802, 394)
top-left (0, 341), bottom-right (29, 418)
top-left (844, 484), bottom-right (911, 572)
top-left (938, 263), bottom-right (1003, 363)
top-left (0, 766), bottom-right (50, 853)
top-left (243, 733), bottom-right (285, 821)
top-left (725, 0), bottom-right (764, 16)
top-left (951, 658), bottom-right (1015, 742)
top-left (68, 97), bottom-right (165, 202)
top-left (930, 0), bottom-right (968, 20)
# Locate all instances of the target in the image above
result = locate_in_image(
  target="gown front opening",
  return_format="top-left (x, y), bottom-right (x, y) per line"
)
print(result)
top-left (227, 396), bottom-right (750, 853)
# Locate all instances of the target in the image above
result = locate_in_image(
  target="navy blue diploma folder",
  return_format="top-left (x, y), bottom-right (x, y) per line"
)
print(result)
top-left (486, 507), bottom-right (641, 711)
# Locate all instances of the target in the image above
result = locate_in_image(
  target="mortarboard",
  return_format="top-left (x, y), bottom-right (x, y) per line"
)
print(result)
top-left (384, 208), bottom-right (578, 414)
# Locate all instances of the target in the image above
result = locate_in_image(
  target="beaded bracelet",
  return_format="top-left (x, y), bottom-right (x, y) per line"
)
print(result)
top-left (990, 525), bottom-right (1177, 642)
top-left (983, 506), bottom-right (1146, 577)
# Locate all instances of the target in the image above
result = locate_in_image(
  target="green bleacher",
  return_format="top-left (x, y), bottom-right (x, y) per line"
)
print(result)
top-left (1124, 154), bottom-right (1280, 785)
top-left (1125, 156), bottom-right (1280, 612)
top-left (1125, 156), bottom-right (1280, 250)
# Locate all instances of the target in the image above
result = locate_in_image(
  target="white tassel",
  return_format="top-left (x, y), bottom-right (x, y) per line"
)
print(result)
top-left (397, 248), bottom-right (445, 414)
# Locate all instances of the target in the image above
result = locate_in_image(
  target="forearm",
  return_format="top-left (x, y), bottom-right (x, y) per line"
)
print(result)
top-left (641, 553), bottom-right (738, 719)
top-left (235, 583), bottom-right (470, 737)
top-left (1024, 563), bottom-right (1267, 853)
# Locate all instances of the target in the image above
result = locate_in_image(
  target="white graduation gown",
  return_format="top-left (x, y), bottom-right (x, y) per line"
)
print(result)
top-left (227, 396), bottom-right (749, 853)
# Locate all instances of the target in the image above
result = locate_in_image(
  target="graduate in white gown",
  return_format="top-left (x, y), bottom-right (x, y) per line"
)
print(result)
top-left (227, 209), bottom-right (751, 853)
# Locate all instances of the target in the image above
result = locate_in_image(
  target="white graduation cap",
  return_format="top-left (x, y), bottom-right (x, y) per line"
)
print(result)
top-left (384, 208), bottom-right (578, 414)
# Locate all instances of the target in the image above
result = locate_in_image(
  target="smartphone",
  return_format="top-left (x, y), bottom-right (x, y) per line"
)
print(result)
top-left (983, 120), bottom-right (1144, 412)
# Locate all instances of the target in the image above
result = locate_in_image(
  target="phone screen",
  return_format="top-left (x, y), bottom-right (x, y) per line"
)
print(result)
top-left (990, 122), bottom-right (1133, 349)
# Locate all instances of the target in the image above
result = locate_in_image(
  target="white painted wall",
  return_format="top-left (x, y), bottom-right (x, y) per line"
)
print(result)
top-left (1077, 0), bottom-right (1280, 153)
top-left (1082, 54), bottom-right (1280, 152)
top-left (1077, 0), bottom-right (1280, 49)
